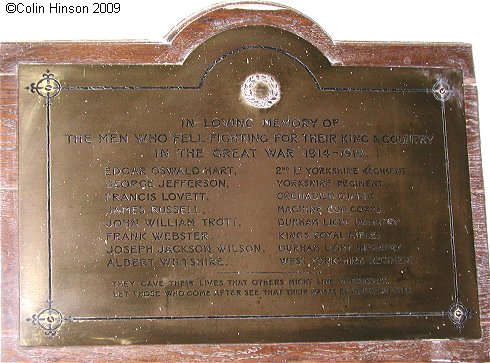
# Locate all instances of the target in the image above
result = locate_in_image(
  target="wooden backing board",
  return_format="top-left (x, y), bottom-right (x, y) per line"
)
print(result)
top-left (1, 1), bottom-right (489, 361)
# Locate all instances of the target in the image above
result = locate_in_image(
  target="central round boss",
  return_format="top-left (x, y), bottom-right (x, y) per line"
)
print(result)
top-left (241, 73), bottom-right (281, 108)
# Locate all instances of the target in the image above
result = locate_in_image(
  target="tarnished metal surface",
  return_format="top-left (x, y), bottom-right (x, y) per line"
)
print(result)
top-left (19, 26), bottom-right (480, 345)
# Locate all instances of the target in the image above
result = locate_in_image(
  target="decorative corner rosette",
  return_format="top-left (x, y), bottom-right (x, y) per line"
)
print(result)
top-left (448, 302), bottom-right (471, 331)
top-left (432, 79), bottom-right (453, 101)
top-left (26, 70), bottom-right (61, 99)
top-left (27, 307), bottom-right (65, 338)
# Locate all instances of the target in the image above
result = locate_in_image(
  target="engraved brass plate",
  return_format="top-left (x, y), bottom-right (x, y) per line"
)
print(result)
top-left (19, 26), bottom-right (480, 345)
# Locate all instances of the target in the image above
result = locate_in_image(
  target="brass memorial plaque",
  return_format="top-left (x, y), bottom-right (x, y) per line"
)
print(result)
top-left (19, 26), bottom-right (480, 345)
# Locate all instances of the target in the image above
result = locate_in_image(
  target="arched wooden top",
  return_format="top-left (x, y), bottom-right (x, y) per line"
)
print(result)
top-left (162, 1), bottom-right (341, 65)
top-left (0, 1), bottom-right (475, 82)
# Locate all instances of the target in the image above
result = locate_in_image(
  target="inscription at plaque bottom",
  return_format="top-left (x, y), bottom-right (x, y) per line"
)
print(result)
top-left (19, 26), bottom-right (480, 345)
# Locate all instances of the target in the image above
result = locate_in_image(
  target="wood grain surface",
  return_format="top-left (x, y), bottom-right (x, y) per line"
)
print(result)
top-left (1, 1), bottom-right (488, 361)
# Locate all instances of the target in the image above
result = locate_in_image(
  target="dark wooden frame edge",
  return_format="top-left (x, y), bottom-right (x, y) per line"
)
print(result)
top-left (1, 2), bottom-right (488, 361)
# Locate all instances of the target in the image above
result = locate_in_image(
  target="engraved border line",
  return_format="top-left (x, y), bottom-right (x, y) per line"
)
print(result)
top-left (45, 94), bottom-right (53, 308)
top-left (440, 97), bottom-right (459, 300)
top-left (28, 46), bottom-right (467, 337)
top-left (61, 45), bottom-right (431, 94)
top-left (67, 311), bottom-right (446, 322)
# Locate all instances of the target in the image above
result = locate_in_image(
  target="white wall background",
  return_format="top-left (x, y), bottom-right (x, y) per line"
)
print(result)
top-left (0, 0), bottom-right (489, 257)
